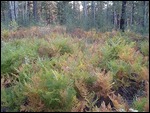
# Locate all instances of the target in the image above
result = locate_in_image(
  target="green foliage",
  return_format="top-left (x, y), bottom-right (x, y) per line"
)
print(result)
top-left (25, 68), bottom-right (76, 112)
top-left (139, 40), bottom-right (149, 56)
top-left (107, 59), bottom-right (131, 76)
top-left (1, 86), bottom-right (25, 112)
top-left (85, 76), bottom-right (97, 86)
top-left (9, 20), bottom-right (19, 31)
top-left (52, 37), bottom-right (73, 55)
top-left (131, 55), bottom-right (143, 73)
top-left (1, 39), bottom-right (39, 74)
top-left (99, 36), bottom-right (133, 69)
top-left (59, 44), bottom-right (72, 55)
top-left (133, 97), bottom-right (147, 112)
top-left (1, 28), bottom-right (149, 112)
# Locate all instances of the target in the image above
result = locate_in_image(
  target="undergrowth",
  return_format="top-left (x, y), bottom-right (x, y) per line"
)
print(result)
top-left (1, 27), bottom-right (149, 112)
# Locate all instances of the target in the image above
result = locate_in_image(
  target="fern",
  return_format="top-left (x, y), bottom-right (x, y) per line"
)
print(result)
top-left (139, 40), bottom-right (149, 56)
top-left (24, 67), bottom-right (76, 112)
top-left (133, 97), bottom-right (147, 112)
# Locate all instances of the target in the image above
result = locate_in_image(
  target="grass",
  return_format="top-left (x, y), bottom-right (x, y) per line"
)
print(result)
top-left (1, 26), bottom-right (149, 112)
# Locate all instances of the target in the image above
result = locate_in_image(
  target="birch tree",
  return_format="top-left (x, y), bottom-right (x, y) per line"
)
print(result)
top-left (14, 1), bottom-right (18, 20)
top-left (9, 1), bottom-right (15, 21)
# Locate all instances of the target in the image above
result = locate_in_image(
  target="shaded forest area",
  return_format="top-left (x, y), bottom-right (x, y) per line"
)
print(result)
top-left (1, 1), bottom-right (149, 112)
top-left (1, 1), bottom-right (149, 33)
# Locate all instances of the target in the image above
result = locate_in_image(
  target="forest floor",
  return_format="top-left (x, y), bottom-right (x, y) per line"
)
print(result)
top-left (1, 26), bottom-right (149, 112)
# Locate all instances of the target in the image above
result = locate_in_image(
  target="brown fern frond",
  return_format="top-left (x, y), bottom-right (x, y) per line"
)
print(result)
top-left (108, 93), bottom-right (126, 110)
top-left (92, 71), bottom-right (113, 97)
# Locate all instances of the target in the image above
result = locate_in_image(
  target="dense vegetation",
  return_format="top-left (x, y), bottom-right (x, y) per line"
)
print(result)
top-left (1, 26), bottom-right (149, 112)
top-left (1, 1), bottom-right (149, 112)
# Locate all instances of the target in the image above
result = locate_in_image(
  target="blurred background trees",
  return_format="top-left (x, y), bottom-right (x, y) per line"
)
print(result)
top-left (1, 1), bottom-right (149, 34)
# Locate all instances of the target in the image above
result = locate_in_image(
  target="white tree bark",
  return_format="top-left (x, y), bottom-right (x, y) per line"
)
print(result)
top-left (113, 1), bottom-right (117, 29)
top-left (83, 1), bottom-right (87, 18)
top-left (9, 1), bottom-right (15, 21)
top-left (14, 1), bottom-right (18, 20)
top-left (9, 1), bottom-right (18, 21)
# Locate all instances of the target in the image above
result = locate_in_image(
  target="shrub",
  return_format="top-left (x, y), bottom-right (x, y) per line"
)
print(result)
top-left (1, 86), bottom-right (25, 112)
top-left (1, 39), bottom-right (39, 74)
top-left (92, 71), bottom-right (113, 97)
top-left (107, 60), bottom-right (132, 77)
top-left (1, 28), bottom-right (149, 112)
top-left (139, 40), bottom-right (149, 56)
top-left (52, 37), bottom-right (73, 55)
top-left (99, 36), bottom-right (128, 69)
top-left (1, 29), bottom-right (10, 40)
top-left (38, 46), bottom-right (57, 58)
top-left (9, 20), bottom-right (19, 31)
top-left (24, 67), bottom-right (76, 112)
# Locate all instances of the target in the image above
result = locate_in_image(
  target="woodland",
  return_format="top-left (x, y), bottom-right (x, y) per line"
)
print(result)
top-left (1, 1), bottom-right (149, 112)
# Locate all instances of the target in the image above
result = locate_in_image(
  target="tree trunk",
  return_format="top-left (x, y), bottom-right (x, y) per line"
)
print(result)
top-left (25, 1), bottom-right (28, 23)
top-left (73, 1), bottom-right (75, 11)
top-left (33, 1), bottom-right (38, 22)
top-left (113, 2), bottom-right (117, 30)
top-left (120, 1), bottom-right (127, 32)
top-left (9, 1), bottom-right (15, 21)
top-left (1, 10), bottom-right (5, 21)
top-left (83, 1), bottom-right (87, 18)
top-left (14, 1), bottom-right (18, 20)
top-left (130, 1), bottom-right (134, 25)
top-left (142, 1), bottom-right (146, 28)
top-left (106, 2), bottom-right (108, 22)
top-left (91, 1), bottom-right (95, 27)
top-left (83, 1), bottom-right (88, 29)
top-left (22, 1), bottom-right (25, 21)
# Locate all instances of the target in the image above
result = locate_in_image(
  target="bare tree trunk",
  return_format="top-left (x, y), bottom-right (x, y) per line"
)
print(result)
top-left (33, 1), bottom-right (38, 22)
top-left (83, 1), bottom-right (88, 29)
top-left (14, 1), bottom-right (18, 20)
top-left (91, 1), bottom-right (95, 27)
top-left (22, 1), bottom-right (25, 21)
top-left (25, 1), bottom-right (28, 22)
top-left (93, 2), bottom-right (96, 28)
top-left (9, 1), bottom-right (15, 21)
top-left (130, 1), bottom-right (134, 25)
top-left (28, 1), bottom-right (32, 22)
top-left (73, 1), bottom-right (75, 11)
top-left (83, 1), bottom-right (87, 18)
top-left (113, 2), bottom-right (117, 30)
top-left (120, 1), bottom-right (127, 32)
top-left (106, 2), bottom-right (108, 22)
top-left (1, 10), bottom-right (5, 21)
top-left (106, 2), bottom-right (109, 30)
top-left (143, 1), bottom-right (146, 28)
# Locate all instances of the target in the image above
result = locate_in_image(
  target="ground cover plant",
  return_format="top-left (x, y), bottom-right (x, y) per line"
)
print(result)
top-left (1, 26), bottom-right (149, 112)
